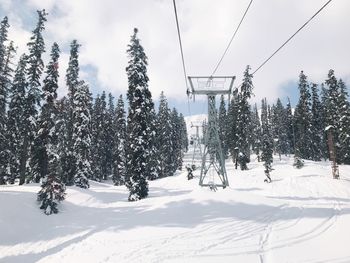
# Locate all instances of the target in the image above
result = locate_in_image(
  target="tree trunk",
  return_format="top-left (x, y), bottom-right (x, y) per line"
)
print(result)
top-left (19, 136), bottom-right (29, 185)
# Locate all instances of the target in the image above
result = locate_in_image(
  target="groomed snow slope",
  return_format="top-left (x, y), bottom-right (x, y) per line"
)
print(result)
top-left (1, 155), bottom-right (350, 263)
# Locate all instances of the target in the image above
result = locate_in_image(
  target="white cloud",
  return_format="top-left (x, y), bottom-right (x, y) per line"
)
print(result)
top-left (26, 0), bottom-right (56, 11)
top-left (2, 0), bottom-right (350, 106)
top-left (0, 0), bottom-right (11, 11)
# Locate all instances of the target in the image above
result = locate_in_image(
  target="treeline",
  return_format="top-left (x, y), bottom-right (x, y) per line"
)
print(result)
top-left (0, 11), bottom-right (188, 214)
top-left (219, 67), bottom-right (350, 175)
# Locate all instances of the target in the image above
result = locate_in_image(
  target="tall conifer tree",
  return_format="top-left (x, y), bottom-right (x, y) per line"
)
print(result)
top-left (26, 10), bottom-right (47, 183)
top-left (251, 104), bottom-right (261, 160)
top-left (62, 40), bottom-right (80, 185)
top-left (179, 113), bottom-right (189, 152)
top-left (285, 98), bottom-right (295, 154)
top-left (218, 95), bottom-right (228, 157)
top-left (236, 65), bottom-right (253, 170)
top-left (171, 108), bottom-right (183, 172)
top-left (7, 55), bottom-right (28, 184)
top-left (261, 98), bottom-right (273, 180)
top-left (273, 99), bottom-right (289, 157)
top-left (72, 81), bottom-right (91, 188)
top-left (91, 92), bottom-right (108, 181)
top-left (0, 17), bottom-right (10, 184)
top-left (113, 95), bottom-right (127, 185)
top-left (125, 28), bottom-right (154, 201)
top-left (310, 83), bottom-right (323, 161)
top-left (156, 92), bottom-right (173, 178)
top-left (338, 79), bottom-right (350, 164)
top-left (31, 43), bottom-right (61, 182)
top-left (37, 43), bottom-right (66, 214)
top-left (105, 93), bottom-right (115, 177)
top-left (294, 71), bottom-right (313, 159)
top-left (227, 89), bottom-right (239, 162)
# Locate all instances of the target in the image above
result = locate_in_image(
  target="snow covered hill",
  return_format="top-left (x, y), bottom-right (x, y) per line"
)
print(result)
top-left (1, 155), bottom-right (350, 263)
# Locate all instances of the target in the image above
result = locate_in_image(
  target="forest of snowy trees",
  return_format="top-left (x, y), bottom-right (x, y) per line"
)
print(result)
top-left (220, 66), bottom-right (350, 177)
top-left (1, 10), bottom-right (350, 215)
top-left (0, 11), bottom-right (188, 214)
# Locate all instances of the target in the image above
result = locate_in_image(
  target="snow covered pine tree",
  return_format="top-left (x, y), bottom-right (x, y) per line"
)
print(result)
top-left (125, 28), bottom-right (154, 201)
top-left (236, 65), bottom-right (254, 170)
top-left (61, 40), bottom-right (80, 186)
top-left (37, 43), bottom-right (66, 215)
top-left (156, 92), bottom-right (173, 178)
top-left (261, 98), bottom-right (273, 182)
top-left (113, 95), bottom-right (127, 185)
top-left (0, 16), bottom-right (11, 184)
top-left (72, 81), bottom-right (92, 189)
top-left (26, 10), bottom-right (48, 183)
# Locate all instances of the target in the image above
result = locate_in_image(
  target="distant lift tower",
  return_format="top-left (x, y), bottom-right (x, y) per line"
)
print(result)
top-left (190, 122), bottom-right (203, 167)
top-left (188, 76), bottom-right (235, 188)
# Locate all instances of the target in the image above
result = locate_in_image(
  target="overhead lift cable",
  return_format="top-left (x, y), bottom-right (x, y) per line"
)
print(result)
top-left (173, 0), bottom-right (192, 115)
top-left (251, 0), bottom-right (333, 75)
top-left (211, 0), bottom-right (253, 77)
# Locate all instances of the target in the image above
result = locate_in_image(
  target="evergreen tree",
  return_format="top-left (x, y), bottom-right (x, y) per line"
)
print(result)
top-left (26, 10), bottom-right (47, 104)
top-left (0, 16), bottom-right (9, 67)
top-left (72, 81), bottom-right (91, 188)
top-left (236, 65), bottom-right (253, 170)
top-left (91, 94), bottom-right (102, 181)
top-left (91, 92), bottom-right (109, 181)
top-left (0, 17), bottom-right (11, 184)
top-left (179, 113), bottom-right (189, 152)
top-left (56, 96), bottom-right (70, 183)
top-left (324, 70), bottom-right (339, 129)
top-left (310, 83), bottom-right (323, 161)
top-left (1, 41), bottom-right (16, 101)
top-left (36, 43), bottom-right (66, 214)
top-left (294, 71), bottom-right (313, 159)
top-left (31, 43), bottom-right (61, 183)
top-left (267, 104), bottom-right (274, 141)
top-left (98, 91), bottom-right (108, 180)
top-left (146, 109), bottom-right (159, 181)
top-left (218, 95), bottom-right (228, 157)
top-left (125, 28), bottom-right (153, 201)
top-left (105, 93), bottom-right (115, 177)
top-left (260, 98), bottom-right (273, 181)
top-left (270, 103), bottom-right (277, 148)
top-left (202, 119), bottom-right (208, 145)
top-left (7, 55), bottom-right (28, 184)
top-left (323, 69), bottom-right (350, 164)
top-left (338, 79), bottom-right (350, 164)
top-left (273, 99), bottom-right (289, 157)
top-left (156, 91), bottom-right (173, 178)
top-left (251, 104), bottom-right (261, 160)
top-left (37, 172), bottom-right (66, 215)
top-left (26, 10), bottom-right (47, 182)
top-left (113, 95), bottom-right (127, 185)
top-left (171, 108), bottom-right (184, 172)
top-left (285, 98), bottom-right (295, 154)
top-left (62, 40), bottom-right (80, 185)
top-left (320, 83), bottom-right (330, 159)
top-left (227, 89), bottom-right (239, 162)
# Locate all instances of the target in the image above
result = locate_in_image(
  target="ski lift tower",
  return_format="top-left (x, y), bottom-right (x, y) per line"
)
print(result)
top-left (188, 76), bottom-right (235, 188)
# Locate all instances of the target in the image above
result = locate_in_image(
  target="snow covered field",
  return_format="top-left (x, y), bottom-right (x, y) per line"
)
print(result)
top-left (1, 154), bottom-right (350, 263)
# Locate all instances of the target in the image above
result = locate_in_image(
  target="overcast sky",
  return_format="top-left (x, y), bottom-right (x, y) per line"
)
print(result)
top-left (0, 0), bottom-right (349, 115)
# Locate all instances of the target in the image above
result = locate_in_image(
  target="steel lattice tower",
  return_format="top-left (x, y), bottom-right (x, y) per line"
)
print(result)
top-left (188, 76), bottom-right (235, 188)
top-left (190, 123), bottom-right (203, 167)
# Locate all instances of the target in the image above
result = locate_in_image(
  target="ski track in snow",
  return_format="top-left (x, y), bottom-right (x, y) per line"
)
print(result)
top-left (1, 153), bottom-right (350, 263)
